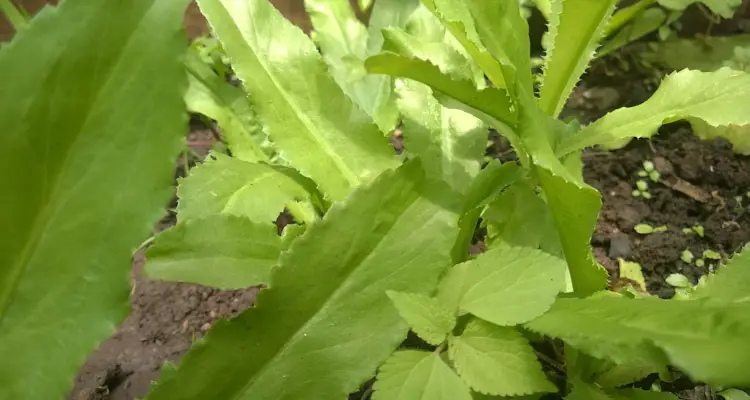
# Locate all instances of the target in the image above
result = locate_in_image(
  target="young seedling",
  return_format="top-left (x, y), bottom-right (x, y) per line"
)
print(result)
top-left (634, 223), bottom-right (667, 234)
top-left (681, 249), bottom-right (695, 264)
top-left (682, 225), bottom-right (705, 238)
top-left (703, 249), bottom-right (722, 261)
top-left (632, 179), bottom-right (652, 199)
top-left (637, 160), bottom-right (661, 182)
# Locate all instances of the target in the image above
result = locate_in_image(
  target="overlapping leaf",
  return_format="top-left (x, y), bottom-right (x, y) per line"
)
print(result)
top-left (145, 216), bottom-right (280, 289)
top-left (558, 68), bottom-right (750, 155)
top-left (386, 291), bottom-right (456, 345)
top-left (567, 382), bottom-right (678, 400)
top-left (526, 296), bottom-right (750, 386)
top-left (374, 350), bottom-right (472, 400)
top-left (448, 319), bottom-right (555, 396)
top-left (691, 245), bottom-right (750, 302)
top-left (147, 161), bottom-right (462, 399)
top-left (539, 0), bottom-right (618, 117)
top-left (176, 154), bottom-right (314, 224)
top-left (0, 0), bottom-right (189, 397)
top-left (438, 244), bottom-right (566, 325)
top-left (198, 0), bottom-right (397, 201)
top-left (305, 0), bottom-right (400, 132)
top-left (184, 47), bottom-right (269, 162)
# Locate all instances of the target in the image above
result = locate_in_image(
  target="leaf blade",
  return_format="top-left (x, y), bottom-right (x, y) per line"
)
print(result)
top-left (0, 0), bottom-right (189, 397)
top-left (199, 0), bottom-right (398, 200)
top-left (386, 291), bottom-right (456, 345)
top-left (147, 161), bottom-right (462, 399)
top-left (373, 350), bottom-right (472, 400)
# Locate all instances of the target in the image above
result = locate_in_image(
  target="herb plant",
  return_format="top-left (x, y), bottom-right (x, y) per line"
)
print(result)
top-left (136, 0), bottom-right (750, 398)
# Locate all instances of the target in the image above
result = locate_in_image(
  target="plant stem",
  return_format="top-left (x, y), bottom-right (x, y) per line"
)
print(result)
top-left (0, 0), bottom-right (28, 32)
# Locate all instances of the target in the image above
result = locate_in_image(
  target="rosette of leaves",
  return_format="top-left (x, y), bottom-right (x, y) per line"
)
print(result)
top-left (138, 0), bottom-right (750, 399)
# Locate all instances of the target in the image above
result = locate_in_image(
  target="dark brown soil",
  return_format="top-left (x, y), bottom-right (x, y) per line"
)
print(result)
top-left (585, 126), bottom-right (750, 297)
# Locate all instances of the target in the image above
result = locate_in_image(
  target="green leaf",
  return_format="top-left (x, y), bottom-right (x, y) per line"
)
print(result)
top-left (463, 0), bottom-right (534, 97)
top-left (618, 259), bottom-right (647, 292)
top-left (0, 0), bottom-right (189, 397)
top-left (374, 350), bottom-right (472, 400)
top-left (199, 0), bottom-right (398, 201)
top-left (184, 47), bottom-right (269, 162)
top-left (448, 319), bottom-right (555, 396)
top-left (691, 245), bottom-right (750, 302)
top-left (658, 0), bottom-right (740, 18)
top-left (483, 180), bottom-right (562, 256)
top-left (366, 0), bottom-right (420, 55)
top-left (144, 216), bottom-right (280, 289)
top-left (386, 291), bottom-right (456, 345)
top-left (438, 244), bottom-right (566, 325)
top-left (526, 296), bottom-right (750, 386)
top-left (598, 8), bottom-right (667, 58)
top-left (567, 382), bottom-right (678, 400)
top-left (147, 160), bottom-right (462, 399)
top-left (719, 389), bottom-right (750, 400)
top-left (366, 52), bottom-right (516, 126)
top-left (306, 0), bottom-right (400, 133)
top-left (421, 0), bottom-right (510, 89)
top-left (453, 161), bottom-right (520, 263)
top-left (643, 34), bottom-right (750, 72)
top-left (559, 68), bottom-right (750, 155)
top-left (539, 0), bottom-right (617, 117)
top-left (397, 80), bottom-right (486, 192)
top-left (358, 0), bottom-right (373, 12)
top-left (176, 154), bottom-right (314, 224)
top-left (691, 119), bottom-right (750, 155)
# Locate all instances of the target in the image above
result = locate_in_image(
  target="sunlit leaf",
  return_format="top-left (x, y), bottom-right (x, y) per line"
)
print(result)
top-left (373, 350), bottom-right (472, 400)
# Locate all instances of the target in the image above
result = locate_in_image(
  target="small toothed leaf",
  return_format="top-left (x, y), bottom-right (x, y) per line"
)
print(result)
top-left (539, 0), bottom-right (618, 117)
top-left (691, 245), bottom-right (750, 302)
top-left (373, 350), bottom-right (472, 400)
top-left (448, 319), bottom-right (555, 396)
top-left (386, 291), bottom-right (456, 345)
top-left (438, 244), bottom-right (566, 325)
top-left (567, 382), bottom-right (678, 400)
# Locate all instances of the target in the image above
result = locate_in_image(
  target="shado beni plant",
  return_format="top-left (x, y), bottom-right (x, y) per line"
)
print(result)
top-left (2, 0), bottom-right (750, 399)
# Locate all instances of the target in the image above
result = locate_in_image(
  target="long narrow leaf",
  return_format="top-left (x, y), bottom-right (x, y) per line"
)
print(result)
top-left (0, 0), bottom-right (189, 397)
top-left (147, 161), bottom-right (461, 399)
top-left (539, 0), bottom-right (617, 117)
top-left (197, 0), bottom-right (398, 201)
top-left (366, 52), bottom-right (516, 126)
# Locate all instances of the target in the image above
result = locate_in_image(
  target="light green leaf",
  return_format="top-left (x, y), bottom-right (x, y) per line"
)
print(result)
top-left (526, 296), bottom-right (750, 386)
top-left (0, 0), bottom-right (189, 397)
top-left (483, 180), bottom-right (562, 256)
top-left (691, 245), bottom-right (750, 302)
top-left (567, 382), bottom-right (678, 400)
top-left (438, 244), bottom-right (566, 325)
top-left (643, 34), bottom-right (750, 72)
top-left (306, 0), bottom-right (400, 133)
top-left (176, 154), bottom-right (314, 224)
top-left (199, 0), bottom-right (398, 201)
top-left (691, 118), bottom-right (750, 155)
top-left (374, 350), bottom-right (472, 400)
top-left (421, 0), bottom-right (510, 89)
top-left (658, 0), bottom-right (740, 18)
top-left (598, 8), bottom-right (667, 58)
top-left (463, 0), bottom-right (534, 96)
top-left (453, 161), bottom-right (520, 263)
top-left (449, 319), bottom-right (555, 396)
top-left (147, 160), bottom-right (462, 399)
top-left (397, 80), bottom-right (486, 192)
top-left (618, 259), bottom-right (647, 292)
top-left (559, 68), bottom-right (750, 155)
top-left (366, 52), bottom-right (516, 126)
top-left (386, 291), bottom-right (456, 345)
top-left (382, 27), bottom-right (480, 83)
top-left (366, 0), bottom-right (420, 55)
top-left (719, 389), bottom-right (750, 400)
top-left (184, 47), bottom-right (269, 162)
top-left (145, 216), bottom-right (280, 289)
top-left (539, 0), bottom-right (617, 117)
